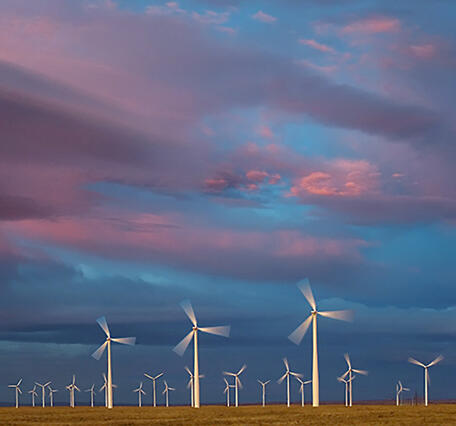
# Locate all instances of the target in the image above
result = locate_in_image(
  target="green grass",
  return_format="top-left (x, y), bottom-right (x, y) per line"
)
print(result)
top-left (1, 404), bottom-right (456, 425)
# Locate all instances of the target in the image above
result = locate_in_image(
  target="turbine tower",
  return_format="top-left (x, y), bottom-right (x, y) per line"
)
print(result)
top-left (289, 279), bottom-right (353, 407)
top-left (173, 300), bottom-right (230, 408)
top-left (48, 387), bottom-right (58, 407)
top-left (277, 358), bottom-right (302, 407)
top-left (92, 316), bottom-right (136, 409)
top-left (396, 380), bottom-right (410, 406)
top-left (162, 381), bottom-right (175, 407)
top-left (341, 354), bottom-right (368, 407)
top-left (223, 364), bottom-right (246, 407)
top-left (85, 384), bottom-right (96, 407)
top-left (296, 377), bottom-right (312, 407)
top-left (408, 355), bottom-right (443, 406)
top-left (257, 380), bottom-right (270, 407)
top-left (144, 372), bottom-right (163, 407)
top-left (133, 382), bottom-right (146, 407)
top-left (8, 378), bottom-right (22, 408)
top-left (35, 382), bottom-right (51, 407)
top-left (66, 375), bottom-right (80, 408)
top-left (337, 375), bottom-right (355, 407)
top-left (28, 385), bottom-right (38, 407)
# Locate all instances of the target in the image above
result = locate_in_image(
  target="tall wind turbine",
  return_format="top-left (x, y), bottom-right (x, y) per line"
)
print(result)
top-left (35, 382), bottom-right (51, 407)
top-left (92, 316), bottom-right (136, 409)
top-left (223, 378), bottom-right (231, 407)
top-left (341, 354), bottom-right (367, 407)
top-left (28, 385), bottom-right (38, 407)
top-left (85, 384), bottom-right (96, 407)
top-left (277, 358), bottom-right (302, 407)
top-left (296, 377), bottom-right (312, 407)
top-left (8, 378), bottom-right (22, 408)
top-left (48, 387), bottom-right (58, 407)
top-left (66, 375), bottom-right (80, 408)
top-left (223, 364), bottom-right (246, 407)
top-left (396, 380), bottom-right (410, 406)
top-left (144, 372), bottom-right (163, 407)
top-left (337, 375), bottom-right (355, 407)
top-left (162, 381), bottom-right (175, 407)
top-left (173, 300), bottom-right (230, 408)
top-left (408, 355), bottom-right (443, 406)
top-left (257, 380), bottom-right (270, 407)
top-left (288, 279), bottom-right (353, 407)
top-left (133, 382), bottom-right (146, 407)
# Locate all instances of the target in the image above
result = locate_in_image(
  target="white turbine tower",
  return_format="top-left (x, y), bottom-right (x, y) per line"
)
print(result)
top-left (91, 316), bottom-right (136, 409)
top-left (396, 380), bottom-right (410, 406)
top-left (277, 358), bottom-right (303, 407)
top-left (295, 377), bottom-right (312, 407)
top-left (133, 382), bottom-right (146, 407)
top-left (48, 387), bottom-right (58, 407)
top-left (223, 378), bottom-right (231, 407)
top-left (85, 384), bottom-right (96, 407)
top-left (288, 279), bottom-right (353, 407)
top-left (8, 378), bottom-right (22, 408)
top-left (144, 372), bottom-right (163, 407)
top-left (257, 380), bottom-right (270, 407)
top-left (223, 364), bottom-right (246, 407)
top-left (341, 354), bottom-right (368, 407)
top-left (28, 385), bottom-right (38, 407)
top-left (408, 355), bottom-right (443, 406)
top-left (173, 300), bottom-right (230, 408)
top-left (162, 381), bottom-right (175, 407)
top-left (66, 375), bottom-right (80, 408)
top-left (337, 375), bottom-right (355, 407)
top-left (185, 366), bottom-right (204, 407)
top-left (35, 382), bottom-right (51, 407)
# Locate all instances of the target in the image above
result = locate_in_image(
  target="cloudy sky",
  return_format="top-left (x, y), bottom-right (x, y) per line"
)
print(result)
top-left (1, 0), bottom-right (456, 405)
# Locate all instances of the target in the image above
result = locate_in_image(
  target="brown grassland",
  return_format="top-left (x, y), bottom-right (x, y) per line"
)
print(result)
top-left (1, 404), bottom-right (456, 425)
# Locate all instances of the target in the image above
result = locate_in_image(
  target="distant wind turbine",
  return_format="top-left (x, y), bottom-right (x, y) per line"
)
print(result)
top-left (91, 316), bottom-right (136, 409)
top-left (48, 386), bottom-right (58, 407)
top-left (223, 364), bottom-right (246, 407)
top-left (288, 279), bottom-right (353, 407)
top-left (66, 375), bottom-right (80, 408)
top-left (133, 382), bottom-right (146, 407)
top-left (8, 378), bottom-right (22, 408)
top-left (185, 366), bottom-right (204, 407)
top-left (144, 372), bottom-right (163, 407)
top-left (295, 377), bottom-right (312, 407)
top-left (99, 373), bottom-right (118, 407)
top-left (173, 300), bottom-right (230, 408)
top-left (28, 385), bottom-right (38, 407)
top-left (341, 354), bottom-right (368, 407)
top-left (35, 381), bottom-right (51, 407)
top-left (396, 380), bottom-right (410, 406)
top-left (257, 380), bottom-right (270, 407)
top-left (277, 358), bottom-right (302, 407)
top-left (223, 378), bottom-right (231, 407)
top-left (162, 380), bottom-right (175, 407)
top-left (85, 384), bottom-right (96, 407)
top-left (337, 375), bottom-right (355, 407)
top-left (408, 355), bottom-right (443, 406)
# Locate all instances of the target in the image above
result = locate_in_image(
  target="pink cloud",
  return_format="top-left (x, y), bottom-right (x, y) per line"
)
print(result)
top-left (256, 125), bottom-right (274, 139)
top-left (246, 170), bottom-right (281, 185)
top-left (342, 16), bottom-right (400, 35)
top-left (299, 39), bottom-right (335, 53)
top-left (252, 10), bottom-right (276, 23)
top-left (409, 43), bottom-right (436, 59)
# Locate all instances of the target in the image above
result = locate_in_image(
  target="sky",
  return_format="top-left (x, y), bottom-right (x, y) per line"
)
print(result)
top-left (1, 0), bottom-right (456, 406)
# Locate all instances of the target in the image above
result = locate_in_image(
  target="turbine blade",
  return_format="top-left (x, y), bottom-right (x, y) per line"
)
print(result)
top-left (44, 382), bottom-right (51, 387)
top-left (265, 380), bottom-right (270, 385)
top-left (180, 300), bottom-right (197, 327)
top-left (223, 378), bottom-right (229, 386)
top-left (427, 355), bottom-right (444, 367)
top-left (199, 325), bottom-right (230, 337)
top-left (155, 373), bottom-right (164, 379)
top-left (173, 330), bottom-right (194, 356)
top-left (352, 369), bottom-right (368, 375)
top-left (91, 341), bottom-right (108, 360)
top-left (184, 366), bottom-right (192, 376)
top-left (277, 373), bottom-right (287, 384)
top-left (144, 373), bottom-right (153, 380)
top-left (404, 387), bottom-right (410, 391)
top-left (290, 372), bottom-right (303, 378)
top-left (408, 357), bottom-right (426, 367)
top-left (223, 372), bottom-right (235, 376)
top-left (298, 279), bottom-right (316, 310)
top-left (318, 310), bottom-right (354, 322)
top-left (341, 369), bottom-right (350, 379)
top-left (288, 315), bottom-right (312, 345)
top-left (344, 353), bottom-right (352, 369)
top-left (295, 377), bottom-right (303, 384)
top-left (237, 377), bottom-right (243, 389)
top-left (17, 379), bottom-right (23, 386)
top-left (111, 337), bottom-right (136, 345)
top-left (304, 380), bottom-right (312, 384)
top-left (96, 316), bottom-right (110, 338)
top-left (283, 357), bottom-right (289, 371)
top-left (237, 364), bottom-right (247, 375)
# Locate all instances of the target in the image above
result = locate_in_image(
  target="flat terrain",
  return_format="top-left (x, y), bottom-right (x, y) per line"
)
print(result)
top-left (1, 404), bottom-right (456, 425)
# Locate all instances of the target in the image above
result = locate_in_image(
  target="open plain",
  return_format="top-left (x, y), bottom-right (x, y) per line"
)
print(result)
top-left (1, 405), bottom-right (456, 425)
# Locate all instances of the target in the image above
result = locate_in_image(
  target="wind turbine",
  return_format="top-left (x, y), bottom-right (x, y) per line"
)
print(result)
top-left (223, 364), bottom-right (246, 407)
top-left (396, 380), bottom-right (410, 406)
top-left (257, 380), bottom-right (270, 407)
top-left (173, 300), bottom-right (230, 408)
top-left (8, 378), bottom-right (22, 408)
top-left (66, 375), bottom-right (80, 408)
top-left (341, 354), bottom-right (368, 407)
top-left (48, 387), bottom-right (58, 407)
top-left (337, 375), bottom-right (355, 407)
top-left (85, 384), bottom-right (96, 407)
top-left (144, 372), bottom-right (163, 407)
top-left (100, 373), bottom-right (118, 407)
top-left (133, 382), bottom-right (146, 407)
top-left (288, 279), bottom-right (353, 407)
top-left (408, 355), bottom-right (443, 406)
top-left (35, 381), bottom-right (51, 407)
top-left (28, 385), bottom-right (38, 407)
top-left (162, 380), bottom-right (175, 407)
top-left (91, 316), bottom-right (136, 409)
top-left (277, 358), bottom-right (303, 407)
top-left (223, 378), bottom-right (231, 407)
top-left (185, 366), bottom-right (204, 407)
top-left (296, 377), bottom-right (312, 407)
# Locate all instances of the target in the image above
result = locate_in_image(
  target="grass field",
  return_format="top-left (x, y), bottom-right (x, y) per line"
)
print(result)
top-left (1, 404), bottom-right (456, 425)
